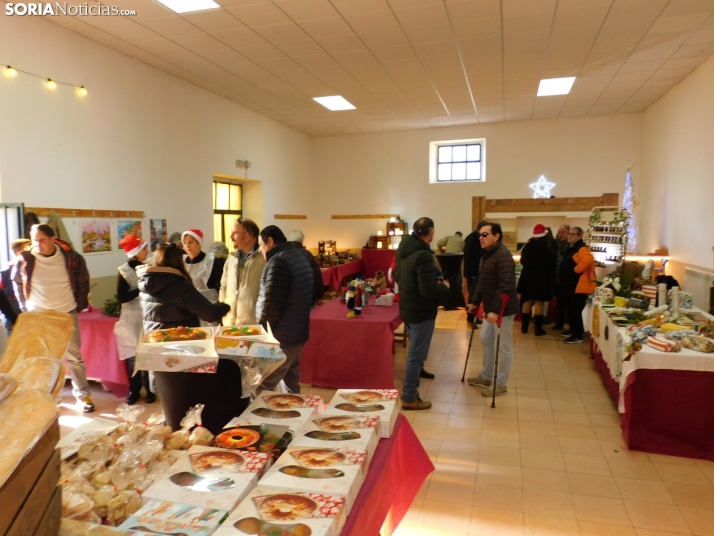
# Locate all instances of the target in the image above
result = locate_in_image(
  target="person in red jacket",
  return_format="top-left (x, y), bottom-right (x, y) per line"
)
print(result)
top-left (12, 224), bottom-right (95, 412)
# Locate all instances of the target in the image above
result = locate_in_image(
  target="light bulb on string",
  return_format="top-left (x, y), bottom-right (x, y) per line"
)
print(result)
top-left (4, 66), bottom-right (17, 79)
top-left (46, 79), bottom-right (57, 91)
top-left (77, 86), bottom-right (88, 97)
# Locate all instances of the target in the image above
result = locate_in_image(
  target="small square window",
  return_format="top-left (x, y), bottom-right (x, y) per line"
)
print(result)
top-left (429, 139), bottom-right (485, 183)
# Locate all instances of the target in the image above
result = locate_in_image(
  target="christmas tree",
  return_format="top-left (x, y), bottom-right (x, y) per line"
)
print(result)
top-left (623, 168), bottom-right (637, 253)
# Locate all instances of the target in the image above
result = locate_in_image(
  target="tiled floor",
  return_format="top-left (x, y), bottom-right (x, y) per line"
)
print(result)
top-left (59, 309), bottom-right (714, 536)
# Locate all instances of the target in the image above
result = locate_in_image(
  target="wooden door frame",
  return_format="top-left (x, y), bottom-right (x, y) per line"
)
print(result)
top-left (471, 193), bottom-right (619, 231)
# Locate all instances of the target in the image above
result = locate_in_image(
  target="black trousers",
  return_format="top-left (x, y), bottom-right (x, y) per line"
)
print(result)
top-left (554, 284), bottom-right (569, 327)
top-left (567, 293), bottom-right (588, 337)
top-left (127, 357), bottom-right (152, 395)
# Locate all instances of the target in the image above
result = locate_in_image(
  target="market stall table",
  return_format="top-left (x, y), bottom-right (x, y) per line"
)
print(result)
top-left (361, 248), bottom-right (395, 279)
top-left (77, 310), bottom-right (130, 398)
top-left (342, 414), bottom-right (434, 536)
top-left (320, 259), bottom-right (362, 289)
top-left (300, 295), bottom-right (403, 389)
top-left (586, 302), bottom-right (714, 460)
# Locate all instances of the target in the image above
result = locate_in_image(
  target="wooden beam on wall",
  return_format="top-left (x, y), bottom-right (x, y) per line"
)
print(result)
top-left (485, 193), bottom-right (620, 213)
top-left (472, 196), bottom-right (486, 231)
top-left (331, 214), bottom-right (400, 220)
top-left (274, 214), bottom-right (307, 219)
top-left (25, 207), bottom-right (145, 218)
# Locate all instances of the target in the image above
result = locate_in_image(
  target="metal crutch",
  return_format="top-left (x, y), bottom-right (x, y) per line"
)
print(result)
top-left (491, 294), bottom-right (511, 408)
top-left (461, 303), bottom-right (482, 382)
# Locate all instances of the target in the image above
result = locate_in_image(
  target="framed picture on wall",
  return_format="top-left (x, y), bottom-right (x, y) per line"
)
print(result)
top-left (81, 220), bottom-right (111, 254)
top-left (149, 219), bottom-right (167, 251)
top-left (117, 220), bottom-right (143, 247)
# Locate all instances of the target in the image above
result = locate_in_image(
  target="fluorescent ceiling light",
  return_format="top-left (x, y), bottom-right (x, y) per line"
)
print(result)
top-left (537, 77), bottom-right (576, 96)
top-left (154, 0), bottom-right (220, 14)
top-left (313, 95), bottom-right (356, 111)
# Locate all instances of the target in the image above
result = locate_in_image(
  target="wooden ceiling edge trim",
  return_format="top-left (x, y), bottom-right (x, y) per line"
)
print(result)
top-left (25, 207), bottom-right (145, 218)
top-left (331, 214), bottom-right (400, 219)
top-left (274, 214), bottom-right (307, 219)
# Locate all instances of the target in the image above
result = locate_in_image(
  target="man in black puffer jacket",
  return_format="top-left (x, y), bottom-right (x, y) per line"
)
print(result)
top-left (394, 217), bottom-right (450, 411)
top-left (256, 226), bottom-right (313, 393)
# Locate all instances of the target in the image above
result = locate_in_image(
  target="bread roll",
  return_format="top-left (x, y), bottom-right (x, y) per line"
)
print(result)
top-left (11, 357), bottom-right (62, 394)
top-left (0, 372), bottom-right (18, 403)
top-left (0, 310), bottom-right (75, 373)
top-left (0, 389), bottom-right (58, 488)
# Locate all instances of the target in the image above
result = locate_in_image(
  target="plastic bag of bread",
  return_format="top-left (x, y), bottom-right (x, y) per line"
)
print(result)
top-left (0, 372), bottom-right (18, 403)
top-left (680, 335), bottom-right (714, 353)
top-left (11, 356), bottom-right (64, 395)
top-left (62, 491), bottom-right (95, 520)
top-left (59, 518), bottom-right (121, 536)
top-left (188, 404), bottom-right (214, 446)
top-left (105, 490), bottom-right (143, 526)
top-left (0, 310), bottom-right (74, 373)
top-left (115, 402), bottom-right (144, 424)
top-left (0, 389), bottom-right (59, 488)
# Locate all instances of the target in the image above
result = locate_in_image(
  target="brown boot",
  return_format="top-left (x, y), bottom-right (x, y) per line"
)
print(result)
top-left (402, 397), bottom-right (432, 411)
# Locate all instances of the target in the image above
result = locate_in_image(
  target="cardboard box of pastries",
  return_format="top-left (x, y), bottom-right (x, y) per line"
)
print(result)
top-left (135, 327), bottom-right (218, 373)
top-left (213, 486), bottom-right (347, 536)
top-left (324, 389), bottom-right (399, 438)
top-left (258, 445), bottom-right (367, 515)
top-left (142, 445), bottom-right (269, 512)
top-left (290, 414), bottom-right (380, 467)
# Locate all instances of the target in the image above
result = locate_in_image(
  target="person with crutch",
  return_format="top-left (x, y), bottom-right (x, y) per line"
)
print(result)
top-left (465, 222), bottom-right (519, 397)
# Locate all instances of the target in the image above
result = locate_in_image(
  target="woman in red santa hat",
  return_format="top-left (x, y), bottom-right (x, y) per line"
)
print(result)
top-left (181, 229), bottom-right (224, 306)
top-left (115, 234), bottom-right (155, 404)
top-left (517, 224), bottom-right (555, 336)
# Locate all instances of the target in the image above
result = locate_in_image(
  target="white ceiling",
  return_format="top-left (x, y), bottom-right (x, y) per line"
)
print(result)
top-left (41, 0), bottom-right (714, 135)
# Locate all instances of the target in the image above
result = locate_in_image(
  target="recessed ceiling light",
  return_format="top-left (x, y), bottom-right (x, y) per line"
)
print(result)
top-left (537, 77), bottom-right (576, 96)
top-left (313, 95), bottom-right (356, 111)
top-left (154, 0), bottom-right (220, 14)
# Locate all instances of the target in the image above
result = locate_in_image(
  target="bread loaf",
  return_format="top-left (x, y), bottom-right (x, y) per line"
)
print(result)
top-left (0, 372), bottom-right (18, 403)
top-left (11, 357), bottom-right (63, 394)
top-left (0, 310), bottom-right (75, 372)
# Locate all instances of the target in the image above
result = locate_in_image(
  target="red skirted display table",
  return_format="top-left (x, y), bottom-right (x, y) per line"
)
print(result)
top-left (361, 248), bottom-right (395, 279)
top-left (300, 295), bottom-right (403, 389)
top-left (342, 414), bottom-right (434, 536)
top-left (586, 303), bottom-right (714, 461)
top-left (320, 259), bottom-right (362, 289)
top-left (77, 310), bottom-right (130, 398)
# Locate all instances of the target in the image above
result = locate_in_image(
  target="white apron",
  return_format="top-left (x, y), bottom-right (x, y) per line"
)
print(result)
top-left (185, 253), bottom-right (218, 327)
top-left (114, 263), bottom-right (144, 361)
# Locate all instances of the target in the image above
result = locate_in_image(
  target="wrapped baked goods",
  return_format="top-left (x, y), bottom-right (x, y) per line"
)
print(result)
top-left (664, 330), bottom-right (698, 341)
top-left (187, 404), bottom-right (214, 446)
top-left (11, 356), bottom-right (65, 397)
top-left (0, 372), bottom-right (18, 403)
top-left (680, 335), bottom-right (714, 353)
top-left (62, 492), bottom-right (97, 522)
top-left (698, 324), bottom-right (714, 339)
top-left (0, 310), bottom-right (74, 372)
top-left (0, 389), bottom-right (59, 487)
top-left (59, 518), bottom-right (121, 536)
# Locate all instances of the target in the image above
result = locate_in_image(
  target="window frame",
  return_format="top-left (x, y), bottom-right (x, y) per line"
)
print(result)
top-left (213, 181), bottom-right (243, 253)
top-left (428, 138), bottom-right (486, 184)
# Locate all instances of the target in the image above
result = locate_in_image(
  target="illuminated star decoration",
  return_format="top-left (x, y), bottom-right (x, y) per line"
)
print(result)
top-left (529, 175), bottom-right (556, 198)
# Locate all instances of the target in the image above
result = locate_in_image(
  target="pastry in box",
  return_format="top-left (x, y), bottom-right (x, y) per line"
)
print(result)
top-left (291, 414), bottom-right (380, 467)
top-left (213, 423), bottom-right (293, 466)
top-left (215, 325), bottom-right (281, 358)
top-left (136, 327), bottom-right (218, 373)
top-left (324, 389), bottom-right (399, 438)
top-left (259, 446), bottom-right (367, 514)
top-left (142, 446), bottom-right (269, 512)
top-left (223, 392), bottom-right (322, 434)
top-left (117, 498), bottom-right (228, 535)
top-left (213, 486), bottom-right (346, 536)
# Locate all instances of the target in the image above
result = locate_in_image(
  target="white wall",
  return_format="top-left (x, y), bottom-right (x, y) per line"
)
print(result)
top-left (311, 114), bottom-right (642, 248)
top-left (641, 55), bottom-right (714, 273)
top-left (0, 14), bottom-right (313, 285)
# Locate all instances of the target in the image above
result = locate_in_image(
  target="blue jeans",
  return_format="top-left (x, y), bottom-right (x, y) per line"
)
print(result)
top-left (403, 318), bottom-right (436, 402)
top-left (479, 315), bottom-right (514, 387)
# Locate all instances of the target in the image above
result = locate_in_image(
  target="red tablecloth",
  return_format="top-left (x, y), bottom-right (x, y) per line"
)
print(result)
top-left (590, 338), bottom-right (714, 461)
top-left (320, 259), bottom-right (362, 289)
top-left (77, 310), bottom-right (130, 398)
top-left (361, 248), bottom-right (395, 279)
top-left (300, 296), bottom-right (402, 389)
top-left (342, 414), bottom-right (434, 536)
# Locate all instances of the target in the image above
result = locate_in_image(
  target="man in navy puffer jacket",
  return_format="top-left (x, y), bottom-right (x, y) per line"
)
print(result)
top-left (256, 225), bottom-right (313, 393)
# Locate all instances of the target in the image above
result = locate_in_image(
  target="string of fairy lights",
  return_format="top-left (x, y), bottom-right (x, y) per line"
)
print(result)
top-left (2, 63), bottom-right (88, 97)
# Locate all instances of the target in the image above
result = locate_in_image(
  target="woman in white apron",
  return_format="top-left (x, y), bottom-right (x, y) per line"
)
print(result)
top-left (182, 229), bottom-right (224, 326)
top-left (115, 235), bottom-right (155, 405)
